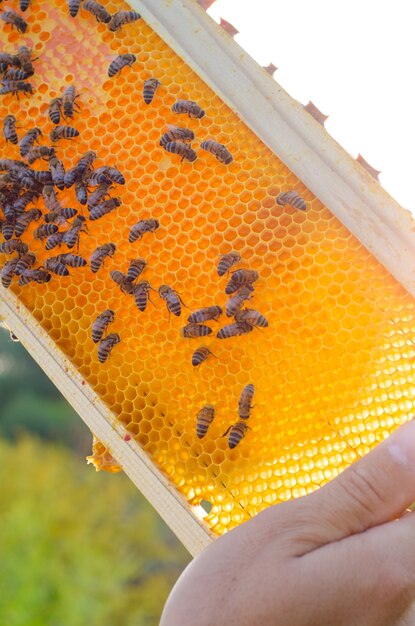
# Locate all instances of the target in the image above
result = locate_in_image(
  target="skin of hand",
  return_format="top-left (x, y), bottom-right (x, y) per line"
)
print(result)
top-left (160, 420), bottom-right (415, 626)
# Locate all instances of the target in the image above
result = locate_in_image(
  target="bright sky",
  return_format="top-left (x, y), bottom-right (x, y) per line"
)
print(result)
top-left (207, 0), bottom-right (415, 212)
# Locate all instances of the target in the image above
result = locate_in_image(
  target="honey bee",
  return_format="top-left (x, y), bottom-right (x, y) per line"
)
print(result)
top-left (92, 309), bottom-right (115, 343)
top-left (27, 146), bottom-right (55, 165)
top-left (200, 140), bottom-right (233, 164)
top-left (196, 405), bottom-right (215, 439)
top-left (88, 165), bottom-right (125, 186)
top-left (31, 170), bottom-right (53, 184)
top-left (44, 207), bottom-right (77, 225)
top-left (14, 208), bottom-right (42, 236)
top-left (108, 53), bottom-right (136, 78)
top-left (90, 242), bottom-right (116, 273)
top-left (83, 0), bottom-right (111, 22)
top-left (19, 0), bottom-right (30, 11)
top-left (1, 10), bottom-right (27, 33)
top-left (238, 384), bottom-right (254, 420)
top-left (50, 125), bottom-right (79, 143)
top-left (45, 231), bottom-right (64, 250)
top-left (0, 239), bottom-right (28, 255)
top-left (0, 217), bottom-right (13, 240)
top-left (108, 10), bottom-right (141, 31)
top-left (42, 185), bottom-right (61, 212)
top-left (158, 285), bottom-right (185, 317)
top-left (75, 181), bottom-right (88, 205)
top-left (48, 155), bottom-right (65, 190)
top-left (87, 182), bottom-right (112, 209)
top-left (18, 268), bottom-right (51, 286)
top-left (13, 190), bottom-right (39, 214)
top-left (44, 257), bottom-right (70, 276)
top-left (223, 420), bottom-right (250, 449)
top-left (62, 215), bottom-right (87, 248)
top-left (216, 321), bottom-right (253, 339)
top-left (181, 323), bottom-right (212, 338)
top-left (235, 308), bottom-right (268, 328)
top-left (89, 197), bottom-right (121, 221)
top-left (110, 269), bottom-right (135, 295)
top-left (68, 0), bottom-right (82, 17)
top-left (160, 125), bottom-right (194, 147)
top-left (3, 114), bottom-right (18, 144)
top-left (172, 100), bottom-right (205, 119)
top-left (3, 66), bottom-right (33, 81)
top-left (276, 190), bottom-right (307, 211)
top-left (48, 97), bottom-right (62, 124)
top-left (129, 219), bottom-right (159, 243)
top-left (126, 258), bottom-right (146, 281)
top-left (34, 223), bottom-right (58, 241)
top-left (143, 78), bottom-right (160, 104)
top-left (192, 346), bottom-right (214, 367)
top-left (0, 80), bottom-right (33, 97)
top-left (19, 128), bottom-right (42, 158)
top-left (225, 269), bottom-right (259, 295)
top-left (62, 85), bottom-right (80, 119)
top-left (133, 280), bottom-right (154, 311)
top-left (225, 286), bottom-right (253, 317)
top-left (97, 333), bottom-right (120, 363)
top-left (64, 150), bottom-right (96, 187)
top-left (188, 306), bottom-right (222, 324)
top-left (14, 252), bottom-right (36, 275)
top-left (0, 258), bottom-right (18, 288)
top-left (56, 253), bottom-right (87, 267)
top-left (163, 141), bottom-right (197, 163)
top-left (217, 252), bottom-right (241, 276)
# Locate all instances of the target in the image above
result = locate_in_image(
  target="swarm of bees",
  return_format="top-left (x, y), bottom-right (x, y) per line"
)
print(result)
top-left (0, 73), bottom-right (128, 303)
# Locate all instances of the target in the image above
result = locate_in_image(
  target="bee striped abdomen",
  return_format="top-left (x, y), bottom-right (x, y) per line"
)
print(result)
top-left (217, 321), bottom-right (253, 339)
top-left (200, 140), bottom-right (233, 164)
top-left (238, 384), bottom-right (255, 420)
top-left (181, 323), bottom-right (212, 338)
top-left (163, 141), bottom-right (197, 162)
top-left (92, 309), bottom-right (115, 343)
top-left (108, 54), bottom-right (136, 78)
top-left (196, 405), bottom-right (215, 438)
top-left (192, 346), bottom-right (213, 367)
top-left (276, 190), bottom-right (307, 211)
top-left (108, 10), bottom-right (141, 31)
top-left (143, 78), bottom-right (160, 104)
top-left (227, 421), bottom-right (249, 449)
top-left (97, 333), bottom-right (120, 363)
top-left (171, 99), bottom-right (205, 119)
top-left (188, 306), bottom-right (222, 323)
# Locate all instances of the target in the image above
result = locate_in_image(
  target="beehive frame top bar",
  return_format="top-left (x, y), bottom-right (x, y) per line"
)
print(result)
top-left (136, 0), bottom-right (415, 298)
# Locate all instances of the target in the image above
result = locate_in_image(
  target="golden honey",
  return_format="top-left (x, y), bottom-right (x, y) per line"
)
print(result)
top-left (1, 0), bottom-right (415, 535)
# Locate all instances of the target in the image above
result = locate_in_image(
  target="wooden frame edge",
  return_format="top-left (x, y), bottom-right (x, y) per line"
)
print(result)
top-left (0, 289), bottom-right (215, 556)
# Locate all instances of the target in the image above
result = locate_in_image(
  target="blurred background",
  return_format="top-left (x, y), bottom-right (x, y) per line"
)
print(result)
top-left (0, 326), bottom-right (190, 626)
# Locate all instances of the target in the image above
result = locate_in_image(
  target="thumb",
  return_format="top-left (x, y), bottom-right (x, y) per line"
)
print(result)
top-left (286, 419), bottom-right (415, 551)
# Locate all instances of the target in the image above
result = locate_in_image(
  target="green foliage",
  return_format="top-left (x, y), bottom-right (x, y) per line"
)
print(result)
top-left (0, 327), bottom-right (89, 452)
top-left (0, 437), bottom-right (190, 626)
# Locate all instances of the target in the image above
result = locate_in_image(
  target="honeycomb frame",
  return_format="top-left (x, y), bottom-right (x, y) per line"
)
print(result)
top-left (1, 0), bottom-right (415, 557)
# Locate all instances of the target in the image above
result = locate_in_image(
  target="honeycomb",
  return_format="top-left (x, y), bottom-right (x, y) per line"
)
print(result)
top-left (1, 0), bottom-right (415, 536)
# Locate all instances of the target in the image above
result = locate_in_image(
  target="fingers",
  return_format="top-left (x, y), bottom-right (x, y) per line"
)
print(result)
top-left (258, 419), bottom-right (415, 553)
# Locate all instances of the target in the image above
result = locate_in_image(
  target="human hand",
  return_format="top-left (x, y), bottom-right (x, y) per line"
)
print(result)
top-left (161, 420), bottom-right (415, 626)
